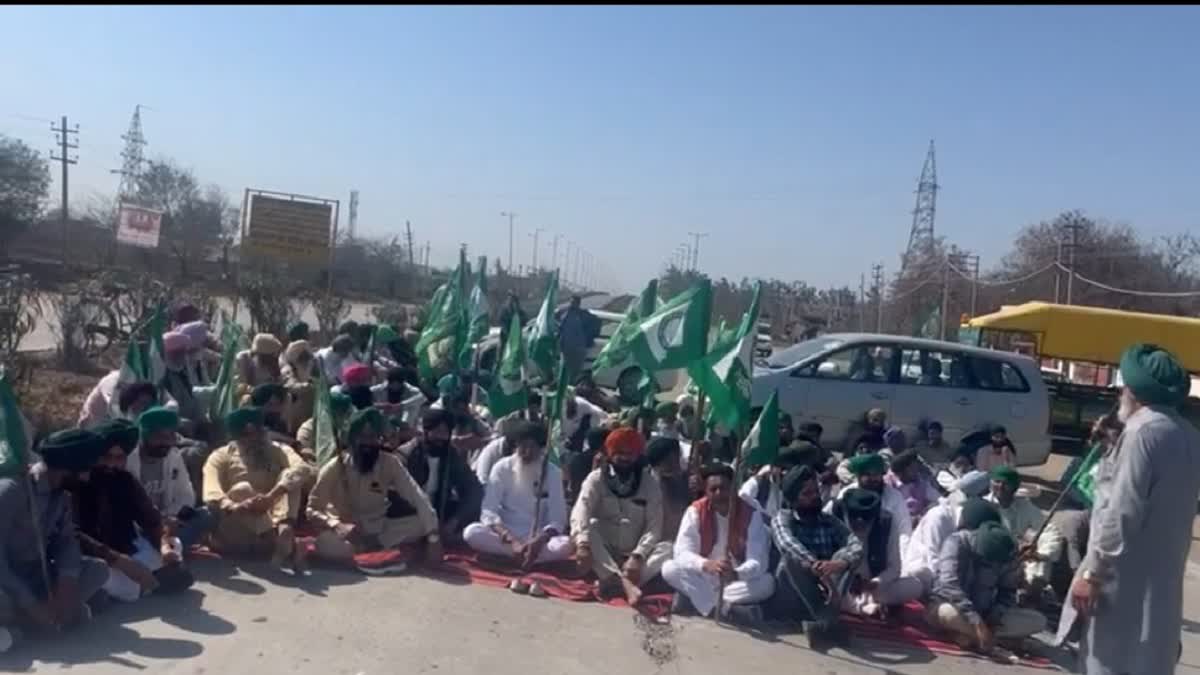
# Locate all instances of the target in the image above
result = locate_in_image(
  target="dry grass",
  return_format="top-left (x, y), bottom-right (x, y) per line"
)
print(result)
top-left (12, 353), bottom-right (105, 439)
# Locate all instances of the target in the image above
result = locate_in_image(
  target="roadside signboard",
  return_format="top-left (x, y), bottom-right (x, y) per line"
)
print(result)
top-left (243, 194), bottom-right (334, 265)
top-left (116, 203), bottom-right (164, 249)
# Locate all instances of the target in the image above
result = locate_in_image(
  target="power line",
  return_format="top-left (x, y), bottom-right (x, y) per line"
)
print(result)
top-left (1054, 263), bottom-right (1200, 298)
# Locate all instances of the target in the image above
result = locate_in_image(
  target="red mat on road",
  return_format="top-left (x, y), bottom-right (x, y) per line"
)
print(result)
top-left (841, 603), bottom-right (1058, 669)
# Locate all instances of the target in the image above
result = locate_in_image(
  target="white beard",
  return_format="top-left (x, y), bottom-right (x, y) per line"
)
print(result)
top-left (1118, 395), bottom-right (1136, 424)
top-left (512, 456), bottom-right (542, 496)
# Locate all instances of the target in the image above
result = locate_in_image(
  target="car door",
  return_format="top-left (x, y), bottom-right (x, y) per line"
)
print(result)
top-left (790, 342), bottom-right (898, 448)
top-left (889, 344), bottom-right (973, 445)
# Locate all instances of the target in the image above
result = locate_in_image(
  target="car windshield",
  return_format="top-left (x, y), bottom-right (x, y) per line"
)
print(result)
top-left (763, 336), bottom-right (845, 369)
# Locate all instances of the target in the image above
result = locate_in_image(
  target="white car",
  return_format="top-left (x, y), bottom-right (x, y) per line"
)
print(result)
top-left (475, 309), bottom-right (680, 403)
top-left (752, 333), bottom-right (1052, 467)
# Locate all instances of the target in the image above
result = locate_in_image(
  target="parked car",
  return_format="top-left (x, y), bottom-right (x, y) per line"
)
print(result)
top-left (751, 333), bottom-right (1052, 467)
top-left (474, 309), bottom-right (680, 404)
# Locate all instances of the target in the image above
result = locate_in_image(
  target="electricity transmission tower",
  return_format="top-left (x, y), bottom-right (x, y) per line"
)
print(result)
top-left (111, 105), bottom-right (147, 203)
top-left (901, 140), bottom-right (938, 272)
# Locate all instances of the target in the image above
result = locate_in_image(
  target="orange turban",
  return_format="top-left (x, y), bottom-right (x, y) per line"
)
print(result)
top-left (604, 427), bottom-right (646, 458)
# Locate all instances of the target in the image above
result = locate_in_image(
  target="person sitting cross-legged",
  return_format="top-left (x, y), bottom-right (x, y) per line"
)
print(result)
top-left (663, 463), bottom-right (775, 625)
top-left (0, 430), bottom-right (111, 652)
top-left (926, 521), bottom-right (1046, 656)
top-left (767, 465), bottom-right (864, 651)
top-left (570, 427), bottom-right (669, 606)
top-left (831, 453), bottom-right (914, 553)
top-left (307, 408), bottom-right (442, 575)
top-left (400, 408), bottom-right (484, 544)
top-left (901, 472), bottom-right (998, 594)
top-left (463, 421), bottom-right (573, 595)
top-left (202, 407), bottom-right (314, 574)
top-left (985, 466), bottom-right (1064, 603)
top-left (124, 409), bottom-right (217, 553)
top-left (828, 488), bottom-right (923, 619)
top-left (73, 419), bottom-right (195, 604)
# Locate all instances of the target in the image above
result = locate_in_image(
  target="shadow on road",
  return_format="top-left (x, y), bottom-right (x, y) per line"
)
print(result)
top-left (0, 615), bottom-right (204, 672)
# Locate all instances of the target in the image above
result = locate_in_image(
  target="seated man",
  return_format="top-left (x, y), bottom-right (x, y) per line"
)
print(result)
top-left (768, 465), bottom-right (863, 650)
top-left (401, 408), bottom-right (484, 543)
top-left (297, 391), bottom-right (353, 462)
top-left (493, 391), bottom-right (543, 441)
top-left (664, 464), bottom-right (774, 624)
top-left (974, 425), bottom-right (1017, 473)
top-left (915, 420), bottom-right (956, 472)
top-left (564, 427), bottom-right (608, 507)
top-left (646, 437), bottom-right (691, 543)
top-left (463, 421), bottom-right (573, 590)
top-left (373, 366), bottom-right (427, 426)
top-left (985, 466), bottom-right (1063, 601)
top-left (830, 453), bottom-right (913, 553)
top-left (308, 409), bottom-right (441, 575)
top-left (249, 383), bottom-right (296, 447)
top-left (738, 448), bottom-right (813, 521)
top-left (885, 450), bottom-right (941, 526)
top-left (571, 428), bottom-right (669, 606)
top-left (235, 333), bottom-right (284, 391)
top-left (834, 432), bottom-right (886, 486)
top-left (124, 409), bottom-right (217, 553)
top-left (474, 396), bottom-right (545, 485)
top-left (202, 407), bottom-right (313, 574)
top-left (829, 488), bottom-right (923, 618)
top-left (0, 430), bottom-right (110, 651)
top-left (927, 521), bottom-right (1046, 655)
top-left (653, 402), bottom-right (682, 440)
top-left (901, 472), bottom-right (998, 592)
top-left (74, 419), bottom-right (194, 603)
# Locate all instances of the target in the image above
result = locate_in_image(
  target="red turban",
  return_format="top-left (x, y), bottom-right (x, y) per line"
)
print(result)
top-left (341, 363), bottom-right (371, 387)
top-left (604, 427), bottom-right (646, 459)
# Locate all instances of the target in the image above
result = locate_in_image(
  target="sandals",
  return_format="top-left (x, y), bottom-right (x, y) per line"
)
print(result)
top-left (508, 578), bottom-right (547, 598)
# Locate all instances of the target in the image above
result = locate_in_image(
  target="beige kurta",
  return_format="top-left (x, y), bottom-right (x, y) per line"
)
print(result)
top-left (307, 451), bottom-right (438, 549)
top-left (570, 466), bottom-right (665, 582)
top-left (202, 440), bottom-right (312, 554)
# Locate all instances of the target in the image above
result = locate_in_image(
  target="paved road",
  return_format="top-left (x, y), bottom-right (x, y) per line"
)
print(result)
top-left (3, 553), bottom-right (1200, 675)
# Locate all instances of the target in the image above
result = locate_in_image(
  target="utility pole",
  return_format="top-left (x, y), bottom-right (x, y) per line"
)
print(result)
top-left (405, 220), bottom-right (415, 268)
top-left (939, 257), bottom-right (950, 341)
top-left (51, 115), bottom-right (79, 265)
top-left (500, 211), bottom-right (516, 272)
top-left (859, 273), bottom-right (866, 331)
top-left (424, 241), bottom-right (431, 274)
top-left (550, 233), bottom-right (562, 273)
top-left (1063, 220), bottom-right (1082, 305)
top-left (529, 228), bottom-right (544, 272)
top-left (687, 231), bottom-right (708, 271)
top-left (1053, 240), bottom-right (1063, 304)
top-left (963, 254), bottom-right (981, 318)
top-left (871, 263), bottom-right (885, 333)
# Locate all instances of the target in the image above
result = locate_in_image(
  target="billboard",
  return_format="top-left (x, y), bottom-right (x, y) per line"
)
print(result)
top-left (244, 194), bottom-right (334, 264)
top-left (116, 203), bottom-right (164, 249)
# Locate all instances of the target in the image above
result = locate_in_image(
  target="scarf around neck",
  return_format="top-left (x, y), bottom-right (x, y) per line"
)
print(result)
top-left (694, 495), bottom-right (750, 563)
top-left (604, 462), bottom-right (642, 499)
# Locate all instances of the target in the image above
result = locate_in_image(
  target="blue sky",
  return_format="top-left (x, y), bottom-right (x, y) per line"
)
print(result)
top-left (2, 6), bottom-right (1198, 292)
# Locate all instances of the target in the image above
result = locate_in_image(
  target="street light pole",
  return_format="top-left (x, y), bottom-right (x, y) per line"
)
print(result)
top-left (529, 228), bottom-right (544, 272)
top-left (500, 211), bottom-right (516, 272)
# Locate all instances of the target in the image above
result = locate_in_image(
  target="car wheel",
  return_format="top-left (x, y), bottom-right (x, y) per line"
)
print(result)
top-left (617, 367), bottom-right (645, 406)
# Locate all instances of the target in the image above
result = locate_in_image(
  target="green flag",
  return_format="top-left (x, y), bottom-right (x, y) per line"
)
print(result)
top-left (1066, 441), bottom-right (1104, 508)
top-left (592, 278), bottom-right (659, 374)
top-left (544, 359), bottom-right (569, 468)
top-left (604, 278), bottom-right (712, 375)
top-left (416, 258), bottom-right (468, 384)
top-left (109, 304), bottom-right (168, 418)
top-left (0, 372), bottom-right (30, 479)
top-left (460, 255), bottom-right (491, 370)
top-left (144, 303), bottom-right (167, 385)
top-left (687, 281), bottom-right (761, 435)
top-left (528, 270), bottom-right (560, 383)
top-left (739, 389), bottom-right (780, 472)
top-left (487, 313), bottom-right (528, 420)
top-left (209, 316), bottom-right (244, 423)
top-left (313, 372), bottom-right (339, 468)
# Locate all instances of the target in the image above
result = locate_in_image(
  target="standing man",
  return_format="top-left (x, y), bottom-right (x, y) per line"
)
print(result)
top-left (557, 296), bottom-right (600, 383)
top-left (1062, 344), bottom-right (1200, 675)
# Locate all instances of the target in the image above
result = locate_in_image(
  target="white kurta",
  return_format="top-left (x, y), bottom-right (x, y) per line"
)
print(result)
top-left (986, 494), bottom-right (1063, 584)
top-left (1058, 405), bottom-right (1200, 675)
top-left (738, 472), bottom-right (783, 520)
top-left (901, 496), bottom-right (959, 589)
top-left (661, 504), bottom-right (775, 617)
top-left (472, 437), bottom-right (508, 485)
top-left (463, 454), bottom-right (572, 563)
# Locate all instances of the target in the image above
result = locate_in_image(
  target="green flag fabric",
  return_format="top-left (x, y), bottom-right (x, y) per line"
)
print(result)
top-left (605, 278), bottom-right (712, 375)
top-left (528, 270), bottom-right (560, 383)
top-left (461, 256), bottom-right (491, 370)
top-left (687, 281), bottom-right (761, 435)
top-left (739, 389), bottom-right (780, 472)
top-left (1065, 441), bottom-right (1104, 508)
top-left (313, 372), bottom-right (339, 467)
top-left (592, 278), bottom-right (659, 375)
top-left (109, 304), bottom-right (168, 419)
top-left (208, 316), bottom-right (244, 423)
top-left (487, 313), bottom-right (528, 420)
top-left (416, 259), bottom-right (469, 385)
top-left (544, 359), bottom-right (569, 468)
top-left (0, 372), bottom-right (29, 479)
